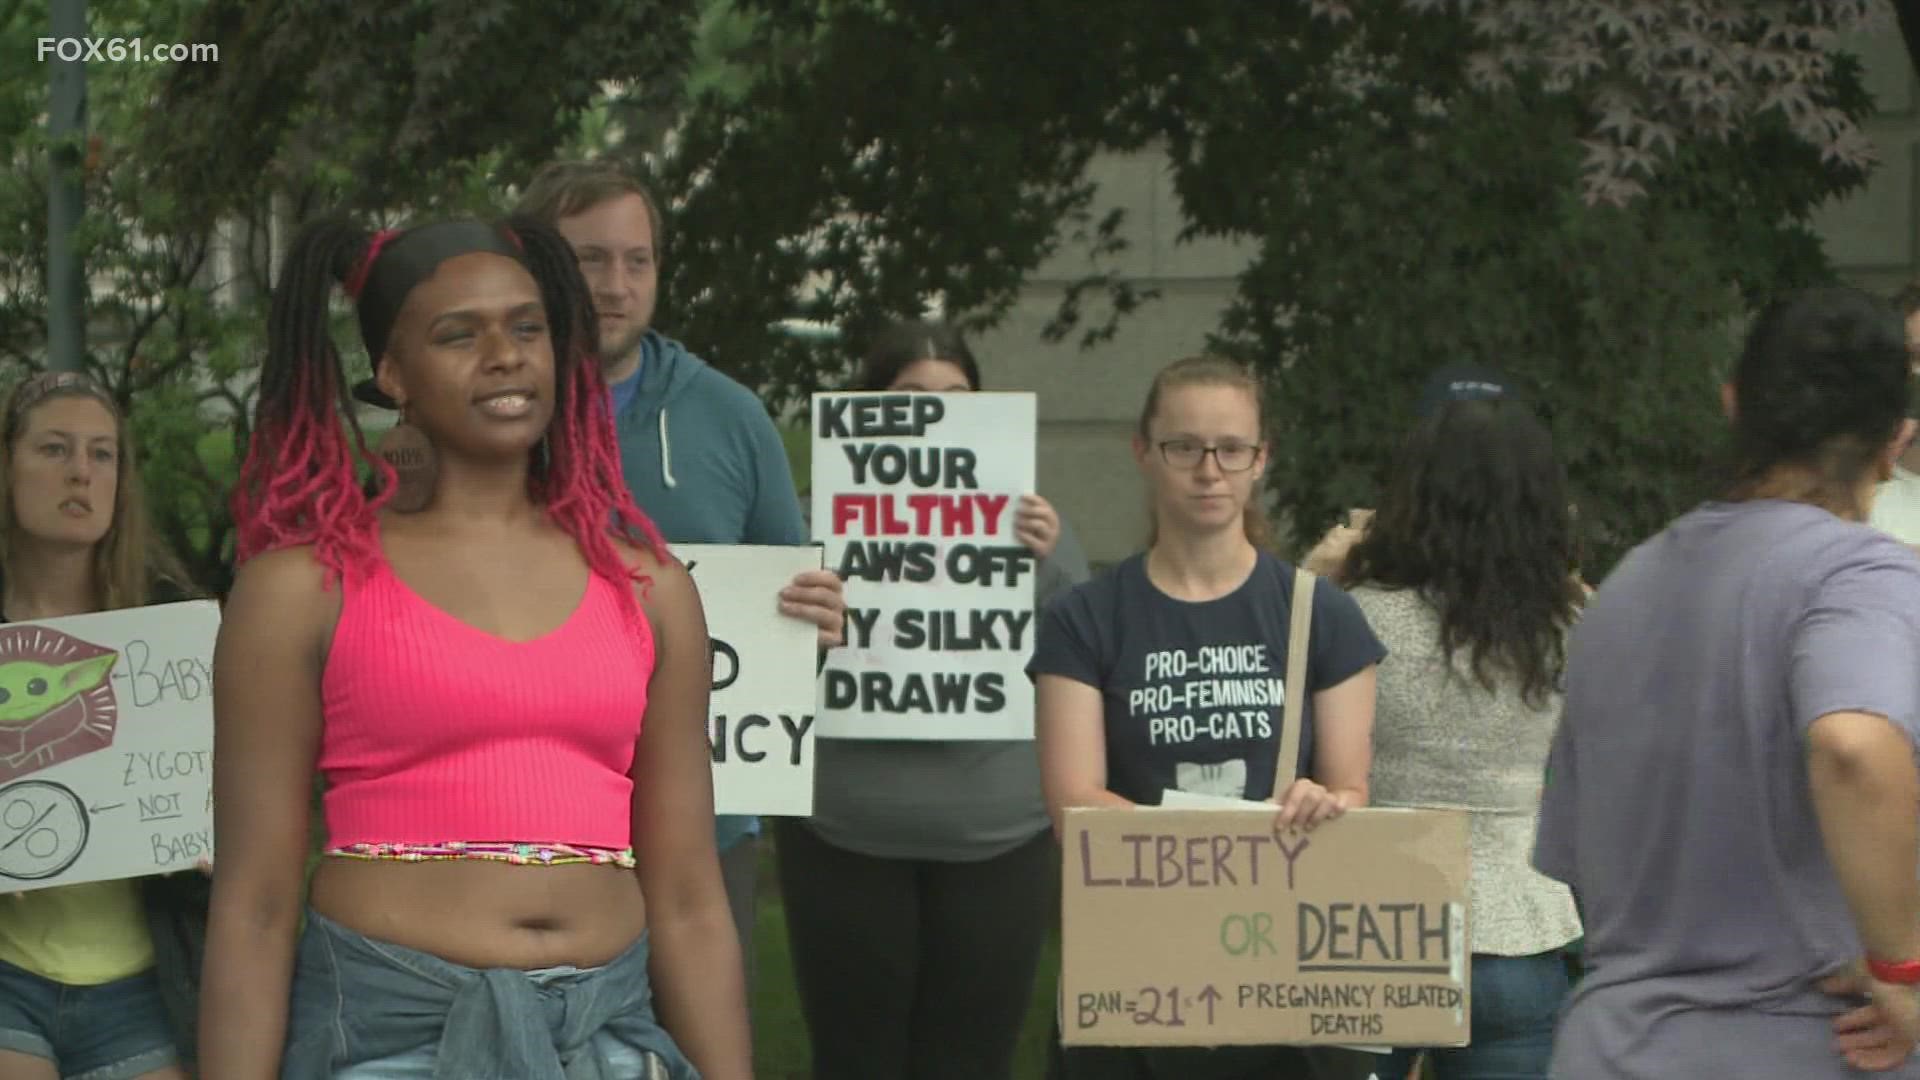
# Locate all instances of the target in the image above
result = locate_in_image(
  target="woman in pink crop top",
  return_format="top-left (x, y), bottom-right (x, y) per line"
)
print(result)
top-left (199, 216), bottom-right (749, 1079)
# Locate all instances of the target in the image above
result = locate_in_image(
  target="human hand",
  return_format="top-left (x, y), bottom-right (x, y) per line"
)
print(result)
top-left (780, 569), bottom-right (846, 650)
top-left (1014, 495), bottom-right (1061, 560)
top-left (1821, 964), bottom-right (1920, 1071)
top-left (1268, 778), bottom-right (1352, 832)
top-left (1301, 509), bottom-right (1371, 578)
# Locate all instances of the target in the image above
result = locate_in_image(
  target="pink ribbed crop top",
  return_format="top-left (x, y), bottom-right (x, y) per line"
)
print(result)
top-left (318, 560), bottom-right (654, 851)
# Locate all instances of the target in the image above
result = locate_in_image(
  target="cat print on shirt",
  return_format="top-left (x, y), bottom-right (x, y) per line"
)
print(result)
top-left (1174, 758), bottom-right (1249, 800)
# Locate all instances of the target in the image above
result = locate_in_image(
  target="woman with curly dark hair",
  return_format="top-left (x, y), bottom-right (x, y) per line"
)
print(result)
top-left (1332, 386), bottom-right (1584, 1080)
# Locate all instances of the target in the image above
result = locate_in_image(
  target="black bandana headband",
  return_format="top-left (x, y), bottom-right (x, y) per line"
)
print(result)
top-left (347, 221), bottom-right (527, 409)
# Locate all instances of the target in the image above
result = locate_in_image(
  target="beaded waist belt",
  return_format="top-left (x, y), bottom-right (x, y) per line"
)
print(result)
top-left (322, 841), bottom-right (636, 868)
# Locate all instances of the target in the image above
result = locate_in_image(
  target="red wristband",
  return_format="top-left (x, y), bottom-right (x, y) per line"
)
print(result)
top-left (1866, 956), bottom-right (1920, 985)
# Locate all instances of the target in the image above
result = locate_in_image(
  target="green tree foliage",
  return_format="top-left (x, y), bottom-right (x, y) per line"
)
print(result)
top-left (1, 0), bottom-right (267, 590)
top-left (645, 0), bottom-right (1877, 568)
top-left (649, 0), bottom-right (1172, 406)
top-left (140, 0), bottom-right (699, 222)
top-left (1146, 4), bottom-right (1874, 566)
top-left (0, 0), bottom-right (1891, 587)
top-left (1311, 0), bottom-right (1889, 205)
top-left (2, 0), bottom-right (702, 591)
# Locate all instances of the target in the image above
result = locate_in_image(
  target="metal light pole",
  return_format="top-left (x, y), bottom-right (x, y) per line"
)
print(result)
top-left (46, 0), bottom-right (88, 374)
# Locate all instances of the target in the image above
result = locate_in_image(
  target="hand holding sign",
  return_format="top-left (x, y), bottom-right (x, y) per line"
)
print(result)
top-left (779, 568), bottom-right (847, 651)
top-left (1013, 494), bottom-right (1061, 560)
top-left (1270, 777), bottom-right (1349, 833)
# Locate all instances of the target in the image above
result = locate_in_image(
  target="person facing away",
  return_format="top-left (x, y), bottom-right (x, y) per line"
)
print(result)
top-left (1535, 286), bottom-right (1920, 1079)
top-left (201, 216), bottom-right (752, 1078)
top-left (1301, 362), bottom-right (1596, 596)
top-left (1332, 394), bottom-right (1584, 1080)
top-left (0, 372), bottom-right (205, 1080)
top-left (1029, 354), bottom-right (1386, 1080)
top-left (773, 320), bottom-right (1090, 1080)
top-left (1299, 361), bottom-right (1514, 575)
top-left (1867, 281), bottom-right (1920, 544)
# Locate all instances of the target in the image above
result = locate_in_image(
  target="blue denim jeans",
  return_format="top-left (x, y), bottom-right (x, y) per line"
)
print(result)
top-left (281, 910), bottom-right (696, 1080)
top-left (0, 959), bottom-right (179, 1080)
top-left (1373, 951), bottom-right (1571, 1080)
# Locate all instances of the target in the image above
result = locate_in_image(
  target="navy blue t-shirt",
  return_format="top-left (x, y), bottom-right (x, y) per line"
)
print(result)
top-left (1028, 551), bottom-right (1385, 805)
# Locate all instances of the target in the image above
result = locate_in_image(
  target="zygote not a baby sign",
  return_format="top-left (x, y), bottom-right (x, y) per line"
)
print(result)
top-left (1059, 806), bottom-right (1472, 1048)
top-left (682, 545), bottom-right (822, 816)
top-left (811, 391), bottom-right (1038, 740)
top-left (0, 601), bottom-right (218, 893)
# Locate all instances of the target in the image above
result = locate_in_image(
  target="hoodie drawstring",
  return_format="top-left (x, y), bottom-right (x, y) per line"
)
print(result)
top-left (659, 408), bottom-right (677, 488)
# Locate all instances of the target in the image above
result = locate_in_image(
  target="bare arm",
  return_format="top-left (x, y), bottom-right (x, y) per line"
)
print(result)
top-left (1272, 665), bottom-right (1377, 831)
top-left (630, 556), bottom-right (752, 1079)
top-left (1310, 666), bottom-right (1375, 808)
top-left (1808, 711), bottom-right (1920, 964)
top-left (198, 549), bottom-right (331, 1080)
top-left (1037, 673), bottom-right (1133, 836)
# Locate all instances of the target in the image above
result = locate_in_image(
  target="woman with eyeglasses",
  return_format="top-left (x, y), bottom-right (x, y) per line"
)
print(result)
top-left (1029, 354), bottom-right (1386, 1080)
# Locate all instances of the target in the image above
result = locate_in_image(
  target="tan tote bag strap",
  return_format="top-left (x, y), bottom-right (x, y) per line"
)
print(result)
top-left (1274, 566), bottom-right (1317, 793)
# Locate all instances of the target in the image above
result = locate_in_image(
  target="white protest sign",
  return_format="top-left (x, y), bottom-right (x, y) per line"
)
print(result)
top-left (681, 545), bottom-right (822, 816)
top-left (0, 601), bottom-right (218, 893)
top-left (811, 391), bottom-right (1038, 740)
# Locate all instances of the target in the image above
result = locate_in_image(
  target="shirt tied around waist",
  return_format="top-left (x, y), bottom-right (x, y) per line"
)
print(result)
top-left (282, 910), bottom-right (695, 1080)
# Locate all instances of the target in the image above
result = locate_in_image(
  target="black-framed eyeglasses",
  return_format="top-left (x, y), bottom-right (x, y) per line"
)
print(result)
top-left (1157, 439), bottom-right (1262, 472)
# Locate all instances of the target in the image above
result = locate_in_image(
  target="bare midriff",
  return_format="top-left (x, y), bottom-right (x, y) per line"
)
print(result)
top-left (308, 856), bottom-right (647, 971)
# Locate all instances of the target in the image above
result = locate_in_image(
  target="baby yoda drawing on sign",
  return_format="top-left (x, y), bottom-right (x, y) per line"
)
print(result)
top-left (0, 625), bottom-right (120, 785)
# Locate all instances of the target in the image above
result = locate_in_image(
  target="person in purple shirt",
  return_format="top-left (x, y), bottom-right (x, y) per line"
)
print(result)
top-left (1534, 286), bottom-right (1920, 1078)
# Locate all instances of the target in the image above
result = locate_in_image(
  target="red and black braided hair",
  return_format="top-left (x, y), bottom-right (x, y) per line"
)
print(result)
top-left (232, 214), bottom-right (668, 599)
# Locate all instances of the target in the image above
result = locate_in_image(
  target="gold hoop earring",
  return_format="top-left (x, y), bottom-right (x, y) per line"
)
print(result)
top-left (375, 403), bottom-right (438, 513)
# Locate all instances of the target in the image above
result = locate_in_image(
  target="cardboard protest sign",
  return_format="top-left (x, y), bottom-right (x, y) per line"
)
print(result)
top-left (682, 545), bottom-right (823, 816)
top-left (1059, 806), bottom-right (1472, 1048)
top-left (811, 391), bottom-right (1039, 740)
top-left (0, 601), bottom-right (218, 894)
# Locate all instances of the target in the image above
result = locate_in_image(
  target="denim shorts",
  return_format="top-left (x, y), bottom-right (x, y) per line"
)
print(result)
top-left (0, 958), bottom-right (178, 1080)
